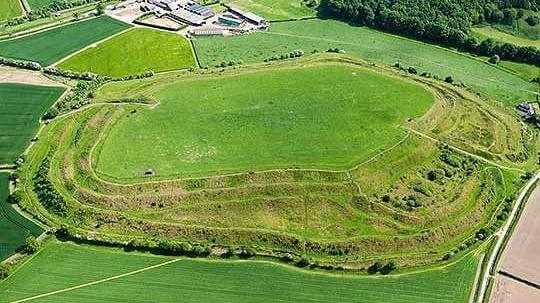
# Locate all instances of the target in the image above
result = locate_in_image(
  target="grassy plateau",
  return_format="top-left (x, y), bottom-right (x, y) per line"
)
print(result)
top-left (14, 56), bottom-right (532, 270)
top-left (57, 28), bottom-right (196, 77)
top-left (0, 173), bottom-right (43, 261)
top-left (0, 16), bottom-right (131, 66)
top-left (95, 63), bottom-right (434, 179)
top-left (0, 241), bottom-right (479, 303)
top-left (0, 83), bottom-right (65, 164)
top-left (194, 19), bottom-right (538, 105)
top-left (0, 0), bottom-right (23, 22)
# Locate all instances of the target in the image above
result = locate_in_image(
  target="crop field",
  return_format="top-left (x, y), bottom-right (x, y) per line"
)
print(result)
top-left (0, 0), bottom-right (23, 22)
top-left (193, 19), bottom-right (537, 105)
top-left (472, 26), bottom-right (540, 48)
top-left (0, 173), bottom-right (43, 261)
top-left (57, 28), bottom-right (196, 77)
top-left (0, 16), bottom-right (131, 66)
top-left (0, 83), bottom-right (65, 164)
top-left (222, 0), bottom-right (316, 20)
top-left (0, 241), bottom-right (479, 303)
top-left (95, 64), bottom-right (434, 179)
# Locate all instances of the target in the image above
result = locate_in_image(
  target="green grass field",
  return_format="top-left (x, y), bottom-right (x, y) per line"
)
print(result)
top-left (0, 0), bottom-right (23, 22)
top-left (95, 64), bottom-right (433, 179)
top-left (0, 83), bottom-right (65, 164)
top-left (0, 241), bottom-right (479, 303)
top-left (472, 26), bottom-right (540, 48)
top-left (0, 173), bottom-right (43, 261)
top-left (57, 28), bottom-right (196, 77)
top-left (25, 0), bottom-right (57, 9)
top-left (0, 16), bottom-right (131, 66)
top-left (222, 0), bottom-right (316, 20)
top-left (194, 19), bottom-right (537, 105)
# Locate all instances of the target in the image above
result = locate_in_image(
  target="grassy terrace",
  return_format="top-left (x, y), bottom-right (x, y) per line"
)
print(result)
top-left (14, 57), bottom-right (532, 269)
top-left (0, 83), bottom-right (65, 164)
top-left (194, 19), bottom-right (537, 106)
top-left (57, 28), bottom-right (196, 77)
top-left (95, 63), bottom-right (434, 179)
top-left (0, 241), bottom-right (479, 303)
top-left (0, 16), bottom-right (131, 66)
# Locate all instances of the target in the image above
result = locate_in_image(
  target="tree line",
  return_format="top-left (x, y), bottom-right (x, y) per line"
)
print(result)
top-left (320, 0), bottom-right (540, 66)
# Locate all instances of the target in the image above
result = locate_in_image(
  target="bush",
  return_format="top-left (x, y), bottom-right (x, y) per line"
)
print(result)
top-left (444, 76), bottom-right (454, 83)
top-left (296, 256), bottom-right (310, 267)
top-left (367, 261), bottom-right (383, 274)
top-left (526, 15), bottom-right (540, 26)
top-left (0, 56), bottom-right (41, 71)
top-left (21, 235), bottom-right (40, 254)
top-left (0, 264), bottom-right (11, 280)
top-left (380, 261), bottom-right (397, 275)
top-left (488, 54), bottom-right (500, 64)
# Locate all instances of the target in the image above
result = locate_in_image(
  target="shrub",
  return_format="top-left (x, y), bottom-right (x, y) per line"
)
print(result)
top-left (380, 261), bottom-right (397, 275)
top-left (0, 264), bottom-right (11, 280)
top-left (488, 54), bottom-right (500, 64)
top-left (296, 256), bottom-right (310, 267)
top-left (526, 15), bottom-right (540, 26)
top-left (444, 76), bottom-right (454, 83)
top-left (367, 261), bottom-right (383, 274)
top-left (21, 235), bottom-right (40, 254)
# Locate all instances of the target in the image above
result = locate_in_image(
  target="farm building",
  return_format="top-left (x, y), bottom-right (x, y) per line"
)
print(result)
top-left (218, 15), bottom-right (244, 27)
top-left (167, 10), bottom-right (205, 26)
top-left (189, 27), bottom-right (224, 36)
top-left (229, 6), bottom-right (266, 26)
top-left (150, 0), bottom-right (179, 11)
top-left (185, 3), bottom-right (215, 18)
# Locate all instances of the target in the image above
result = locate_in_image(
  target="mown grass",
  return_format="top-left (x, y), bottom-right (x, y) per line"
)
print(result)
top-left (57, 28), bottom-right (196, 77)
top-left (0, 241), bottom-right (479, 303)
top-left (472, 26), bottom-right (540, 48)
top-left (95, 63), bottom-right (433, 179)
top-left (0, 83), bottom-right (65, 164)
top-left (222, 0), bottom-right (316, 21)
top-left (193, 19), bottom-right (537, 105)
top-left (0, 0), bottom-right (23, 22)
top-left (0, 173), bottom-right (43, 261)
top-left (0, 16), bottom-right (131, 66)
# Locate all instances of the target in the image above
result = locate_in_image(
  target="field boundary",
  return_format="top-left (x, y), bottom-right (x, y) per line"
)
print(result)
top-left (6, 258), bottom-right (181, 303)
top-left (50, 26), bottom-right (134, 68)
